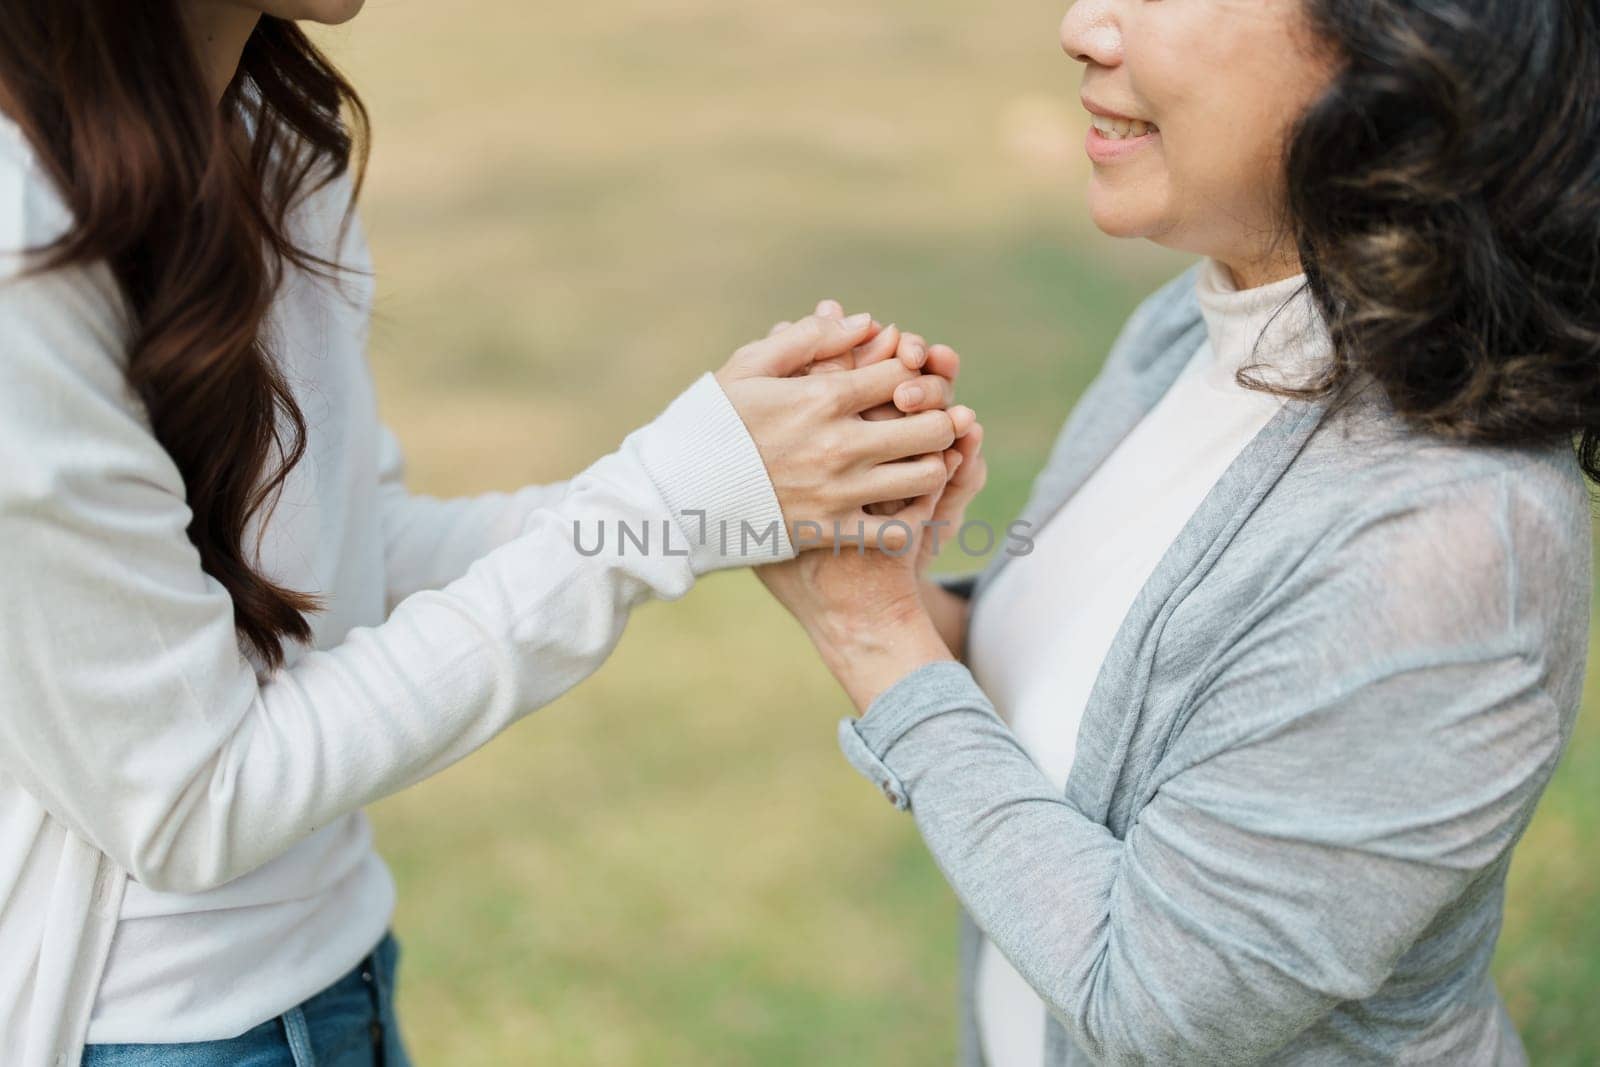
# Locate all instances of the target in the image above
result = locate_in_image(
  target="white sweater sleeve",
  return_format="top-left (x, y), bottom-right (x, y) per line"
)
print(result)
top-left (374, 425), bottom-right (575, 608)
top-left (0, 257), bottom-right (794, 896)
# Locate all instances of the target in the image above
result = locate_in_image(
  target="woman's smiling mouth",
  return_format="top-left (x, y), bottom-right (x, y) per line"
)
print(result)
top-left (1088, 113), bottom-right (1159, 140)
top-left (1084, 110), bottom-right (1160, 164)
top-left (1081, 99), bottom-right (1160, 164)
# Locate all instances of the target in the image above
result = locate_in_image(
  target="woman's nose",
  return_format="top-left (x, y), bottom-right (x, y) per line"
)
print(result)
top-left (1061, 0), bottom-right (1121, 67)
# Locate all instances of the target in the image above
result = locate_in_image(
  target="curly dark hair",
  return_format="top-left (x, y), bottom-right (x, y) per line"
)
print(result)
top-left (0, 5), bottom-right (368, 668)
top-left (1249, 0), bottom-right (1600, 484)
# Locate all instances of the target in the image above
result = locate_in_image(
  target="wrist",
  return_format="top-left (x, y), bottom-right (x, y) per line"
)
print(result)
top-left (808, 598), bottom-right (953, 714)
top-left (805, 586), bottom-right (921, 651)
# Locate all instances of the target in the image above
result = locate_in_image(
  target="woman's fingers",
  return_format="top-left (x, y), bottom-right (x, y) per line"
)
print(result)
top-left (894, 372), bottom-right (952, 414)
top-left (924, 343), bottom-right (960, 384)
top-left (853, 408), bottom-right (957, 463)
top-left (821, 356), bottom-right (929, 414)
top-left (801, 304), bottom-right (885, 375)
top-left (851, 324), bottom-right (901, 369)
top-left (924, 424), bottom-right (984, 540)
top-left (954, 418), bottom-right (984, 457)
top-left (864, 497), bottom-right (912, 517)
top-left (858, 498), bottom-right (938, 554)
top-left (897, 331), bottom-right (929, 371)
top-left (848, 322), bottom-right (901, 371)
top-left (860, 401), bottom-right (901, 422)
top-left (942, 423), bottom-right (986, 505)
top-left (737, 312), bottom-right (877, 377)
top-left (949, 404), bottom-right (977, 437)
top-left (796, 304), bottom-right (953, 383)
top-left (854, 454), bottom-right (951, 505)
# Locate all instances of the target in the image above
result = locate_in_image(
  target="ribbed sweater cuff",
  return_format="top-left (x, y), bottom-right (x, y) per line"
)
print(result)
top-left (837, 660), bottom-right (995, 811)
top-left (633, 371), bottom-right (796, 575)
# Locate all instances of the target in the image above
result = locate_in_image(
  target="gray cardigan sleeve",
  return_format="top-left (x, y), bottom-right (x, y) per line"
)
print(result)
top-left (835, 471), bottom-right (1573, 1065)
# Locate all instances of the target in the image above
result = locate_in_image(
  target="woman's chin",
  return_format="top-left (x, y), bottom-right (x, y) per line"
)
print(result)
top-left (1084, 183), bottom-right (1165, 241)
top-left (268, 0), bottom-right (367, 25)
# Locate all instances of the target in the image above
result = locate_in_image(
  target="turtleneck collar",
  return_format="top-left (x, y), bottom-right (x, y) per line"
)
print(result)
top-left (1193, 257), bottom-right (1329, 390)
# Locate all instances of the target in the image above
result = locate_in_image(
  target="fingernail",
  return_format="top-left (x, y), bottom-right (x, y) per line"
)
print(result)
top-left (899, 384), bottom-right (924, 407)
top-left (949, 452), bottom-right (964, 471)
top-left (843, 312), bottom-right (872, 330)
top-left (906, 344), bottom-right (927, 368)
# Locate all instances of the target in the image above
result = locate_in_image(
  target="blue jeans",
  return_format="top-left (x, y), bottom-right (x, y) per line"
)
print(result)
top-left (83, 932), bottom-right (412, 1067)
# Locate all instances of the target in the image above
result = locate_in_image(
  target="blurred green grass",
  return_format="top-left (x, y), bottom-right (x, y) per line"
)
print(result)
top-left (319, 2), bottom-right (1599, 1062)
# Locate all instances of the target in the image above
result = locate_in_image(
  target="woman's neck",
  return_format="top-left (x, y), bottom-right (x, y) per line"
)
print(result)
top-left (1219, 245), bottom-right (1305, 290)
top-left (183, 3), bottom-right (262, 103)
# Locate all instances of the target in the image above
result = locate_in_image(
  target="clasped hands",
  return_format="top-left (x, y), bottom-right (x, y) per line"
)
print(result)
top-left (714, 300), bottom-right (987, 712)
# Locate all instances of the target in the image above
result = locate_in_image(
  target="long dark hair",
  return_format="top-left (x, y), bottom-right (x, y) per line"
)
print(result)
top-left (1257, 0), bottom-right (1600, 484)
top-left (0, 5), bottom-right (369, 668)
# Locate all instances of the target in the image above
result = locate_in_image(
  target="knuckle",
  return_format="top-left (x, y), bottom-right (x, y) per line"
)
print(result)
top-left (816, 429), bottom-right (852, 471)
top-left (886, 363), bottom-right (918, 395)
top-left (798, 316), bottom-right (829, 345)
top-left (798, 375), bottom-right (835, 412)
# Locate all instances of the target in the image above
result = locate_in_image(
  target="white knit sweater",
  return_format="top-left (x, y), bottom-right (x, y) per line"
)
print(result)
top-left (0, 114), bottom-right (793, 1065)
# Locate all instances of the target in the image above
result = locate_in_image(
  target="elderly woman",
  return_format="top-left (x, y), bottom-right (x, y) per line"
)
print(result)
top-left (761, 1), bottom-right (1600, 1064)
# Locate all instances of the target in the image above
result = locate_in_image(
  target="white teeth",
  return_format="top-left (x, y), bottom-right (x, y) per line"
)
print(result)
top-left (1090, 114), bottom-right (1158, 139)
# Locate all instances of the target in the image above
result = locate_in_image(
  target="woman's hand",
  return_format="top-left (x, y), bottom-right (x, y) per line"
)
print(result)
top-left (758, 410), bottom-right (986, 686)
top-left (780, 300), bottom-right (988, 580)
top-left (757, 482), bottom-right (957, 712)
top-left (917, 417), bottom-right (986, 659)
top-left (770, 300), bottom-right (961, 422)
top-left (714, 313), bottom-right (959, 548)
top-left (912, 411), bottom-right (984, 570)
top-left (839, 311), bottom-right (986, 655)
top-left (750, 305), bottom-right (988, 705)
top-left (775, 300), bottom-right (967, 517)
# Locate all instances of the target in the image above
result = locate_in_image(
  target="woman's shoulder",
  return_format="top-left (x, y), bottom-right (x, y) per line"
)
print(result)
top-left (287, 155), bottom-right (369, 270)
top-left (1306, 381), bottom-right (1591, 536)
top-left (0, 116), bottom-right (136, 423)
top-left (0, 113), bottom-right (76, 268)
top-left (1274, 403), bottom-right (1592, 682)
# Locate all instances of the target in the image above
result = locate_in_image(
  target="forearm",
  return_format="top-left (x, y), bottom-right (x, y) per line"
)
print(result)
top-left (920, 578), bottom-right (972, 660)
top-left (0, 372), bottom-right (791, 895)
top-left (379, 476), bottom-right (573, 606)
top-left (809, 604), bottom-right (955, 714)
top-left (837, 663), bottom-right (1124, 1030)
top-left (837, 664), bottom-right (1289, 1063)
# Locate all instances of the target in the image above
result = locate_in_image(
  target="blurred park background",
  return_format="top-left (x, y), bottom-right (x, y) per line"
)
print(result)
top-left (317, 1), bottom-right (1598, 1062)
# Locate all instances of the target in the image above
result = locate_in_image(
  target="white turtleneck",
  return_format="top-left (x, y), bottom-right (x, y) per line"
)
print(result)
top-left (965, 259), bottom-right (1329, 1067)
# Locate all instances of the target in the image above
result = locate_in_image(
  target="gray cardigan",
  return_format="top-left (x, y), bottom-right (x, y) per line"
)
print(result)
top-left (836, 264), bottom-right (1593, 1066)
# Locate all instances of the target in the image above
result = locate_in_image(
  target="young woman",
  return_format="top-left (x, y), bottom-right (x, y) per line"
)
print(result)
top-left (763, 0), bottom-right (1600, 1063)
top-left (0, 2), bottom-right (975, 1064)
